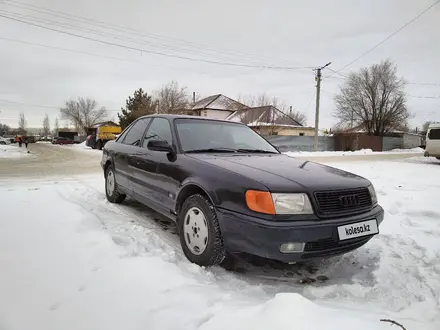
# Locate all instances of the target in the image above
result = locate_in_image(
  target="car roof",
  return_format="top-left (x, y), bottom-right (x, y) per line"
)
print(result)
top-left (428, 123), bottom-right (440, 129)
top-left (138, 114), bottom-right (245, 125)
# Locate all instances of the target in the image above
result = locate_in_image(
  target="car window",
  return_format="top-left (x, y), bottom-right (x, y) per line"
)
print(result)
top-left (115, 125), bottom-right (131, 143)
top-left (142, 118), bottom-right (173, 148)
top-left (428, 129), bottom-right (440, 140)
top-left (175, 119), bottom-right (278, 153)
top-left (121, 118), bottom-right (151, 146)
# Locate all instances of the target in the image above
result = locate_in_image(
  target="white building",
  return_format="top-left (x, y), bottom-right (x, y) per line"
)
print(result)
top-left (191, 94), bottom-right (249, 119)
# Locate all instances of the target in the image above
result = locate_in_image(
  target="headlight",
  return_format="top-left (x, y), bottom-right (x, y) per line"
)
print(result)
top-left (367, 184), bottom-right (378, 205)
top-left (271, 193), bottom-right (314, 214)
top-left (245, 190), bottom-right (314, 215)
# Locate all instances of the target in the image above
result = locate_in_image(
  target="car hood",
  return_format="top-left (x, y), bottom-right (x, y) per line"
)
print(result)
top-left (185, 153), bottom-right (370, 191)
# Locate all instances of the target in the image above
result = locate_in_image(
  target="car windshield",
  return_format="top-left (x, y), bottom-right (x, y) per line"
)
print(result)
top-left (175, 118), bottom-right (279, 153)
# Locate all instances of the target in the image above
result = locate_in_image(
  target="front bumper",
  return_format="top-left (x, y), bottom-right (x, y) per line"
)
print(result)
top-left (217, 205), bottom-right (384, 262)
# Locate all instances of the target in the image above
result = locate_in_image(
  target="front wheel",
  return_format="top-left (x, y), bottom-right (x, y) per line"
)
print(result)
top-left (178, 194), bottom-right (226, 267)
top-left (105, 166), bottom-right (126, 203)
top-left (0, 142), bottom-right (5, 145)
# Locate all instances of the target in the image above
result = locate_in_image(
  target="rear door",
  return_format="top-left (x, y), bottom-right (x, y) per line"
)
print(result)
top-left (114, 118), bottom-right (151, 190)
top-left (426, 128), bottom-right (440, 156)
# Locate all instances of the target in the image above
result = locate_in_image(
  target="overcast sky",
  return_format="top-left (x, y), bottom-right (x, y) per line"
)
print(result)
top-left (0, 0), bottom-right (439, 130)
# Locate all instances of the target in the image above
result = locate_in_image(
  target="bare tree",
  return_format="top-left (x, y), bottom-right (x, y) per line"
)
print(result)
top-left (333, 59), bottom-right (410, 136)
top-left (42, 113), bottom-right (51, 136)
top-left (53, 117), bottom-right (59, 136)
top-left (154, 81), bottom-right (190, 113)
top-left (60, 97), bottom-right (107, 133)
top-left (18, 112), bottom-right (27, 130)
top-left (422, 121), bottom-right (436, 132)
top-left (236, 93), bottom-right (307, 125)
top-left (0, 123), bottom-right (10, 136)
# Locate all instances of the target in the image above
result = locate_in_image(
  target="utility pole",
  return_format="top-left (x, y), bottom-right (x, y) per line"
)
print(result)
top-left (313, 62), bottom-right (332, 151)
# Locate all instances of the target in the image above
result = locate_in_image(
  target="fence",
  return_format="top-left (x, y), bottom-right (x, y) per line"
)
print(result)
top-left (265, 134), bottom-right (422, 153)
top-left (264, 135), bottom-right (335, 152)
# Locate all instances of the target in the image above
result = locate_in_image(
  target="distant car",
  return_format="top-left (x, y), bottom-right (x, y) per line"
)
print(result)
top-left (101, 115), bottom-right (384, 267)
top-left (0, 136), bottom-right (11, 145)
top-left (424, 123), bottom-right (440, 159)
top-left (52, 137), bottom-right (75, 145)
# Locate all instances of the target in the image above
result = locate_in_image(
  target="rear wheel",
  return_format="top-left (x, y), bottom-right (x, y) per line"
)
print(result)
top-left (105, 166), bottom-right (126, 203)
top-left (178, 194), bottom-right (226, 267)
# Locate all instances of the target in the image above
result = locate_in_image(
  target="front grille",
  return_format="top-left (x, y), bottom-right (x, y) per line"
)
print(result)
top-left (314, 187), bottom-right (372, 216)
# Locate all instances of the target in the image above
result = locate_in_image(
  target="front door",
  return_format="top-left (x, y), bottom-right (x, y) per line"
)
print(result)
top-left (131, 117), bottom-right (179, 213)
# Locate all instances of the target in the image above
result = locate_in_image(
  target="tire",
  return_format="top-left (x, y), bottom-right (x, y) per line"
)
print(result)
top-left (105, 165), bottom-right (126, 204)
top-left (0, 141), bottom-right (5, 145)
top-left (178, 194), bottom-right (226, 267)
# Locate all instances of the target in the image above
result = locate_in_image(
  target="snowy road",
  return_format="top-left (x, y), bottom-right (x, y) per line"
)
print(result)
top-left (0, 143), bottom-right (101, 178)
top-left (1, 145), bottom-right (439, 329)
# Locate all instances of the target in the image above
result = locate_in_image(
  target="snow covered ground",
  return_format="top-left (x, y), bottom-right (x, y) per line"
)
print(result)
top-left (0, 144), bottom-right (32, 159)
top-left (1, 157), bottom-right (439, 330)
top-left (284, 147), bottom-right (424, 158)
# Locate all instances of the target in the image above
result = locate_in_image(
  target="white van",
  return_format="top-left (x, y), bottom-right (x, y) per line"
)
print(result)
top-left (424, 123), bottom-right (440, 159)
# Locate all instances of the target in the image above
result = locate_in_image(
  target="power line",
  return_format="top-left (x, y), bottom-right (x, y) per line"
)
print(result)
top-left (0, 9), bottom-right (268, 65)
top-left (0, 36), bottom-right (219, 76)
top-left (324, 66), bottom-right (440, 89)
top-left (0, 99), bottom-right (59, 109)
top-left (2, 0), bottom-right (303, 66)
top-left (0, 99), bottom-right (123, 112)
top-left (0, 13), bottom-right (314, 71)
top-left (325, 68), bottom-right (349, 79)
top-left (328, 0), bottom-right (440, 78)
top-left (408, 82), bottom-right (440, 87)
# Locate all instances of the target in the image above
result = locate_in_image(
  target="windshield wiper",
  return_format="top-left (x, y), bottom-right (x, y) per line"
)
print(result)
top-left (185, 147), bottom-right (239, 153)
top-left (185, 148), bottom-right (279, 154)
top-left (236, 148), bottom-right (279, 154)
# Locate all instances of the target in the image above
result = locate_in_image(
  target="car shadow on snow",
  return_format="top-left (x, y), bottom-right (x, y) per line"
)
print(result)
top-left (400, 156), bottom-right (440, 165)
top-left (120, 198), bottom-right (381, 287)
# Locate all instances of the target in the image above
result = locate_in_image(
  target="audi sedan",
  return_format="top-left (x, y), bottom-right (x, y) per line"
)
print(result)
top-left (101, 115), bottom-right (384, 267)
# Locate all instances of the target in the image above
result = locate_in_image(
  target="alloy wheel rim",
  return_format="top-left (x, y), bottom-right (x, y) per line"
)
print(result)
top-left (183, 207), bottom-right (209, 255)
top-left (106, 170), bottom-right (115, 196)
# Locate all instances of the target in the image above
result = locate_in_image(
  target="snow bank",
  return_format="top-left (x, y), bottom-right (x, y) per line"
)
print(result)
top-left (284, 147), bottom-right (424, 158)
top-left (0, 180), bottom-right (393, 330)
top-left (0, 144), bottom-right (32, 159)
top-left (66, 140), bottom-right (99, 153)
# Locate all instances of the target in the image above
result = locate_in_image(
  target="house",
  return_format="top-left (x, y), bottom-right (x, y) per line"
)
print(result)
top-left (226, 105), bottom-right (315, 136)
top-left (88, 121), bottom-right (119, 128)
top-left (190, 94), bottom-right (249, 119)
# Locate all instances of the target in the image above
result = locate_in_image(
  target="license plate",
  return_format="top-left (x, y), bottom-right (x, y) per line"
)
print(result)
top-left (337, 219), bottom-right (378, 241)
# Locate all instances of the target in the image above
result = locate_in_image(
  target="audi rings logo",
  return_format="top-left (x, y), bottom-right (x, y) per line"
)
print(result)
top-left (339, 194), bottom-right (360, 208)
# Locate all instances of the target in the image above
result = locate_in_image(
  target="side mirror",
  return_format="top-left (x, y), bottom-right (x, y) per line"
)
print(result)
top-left (147, 140), bottom-right (173, 152)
